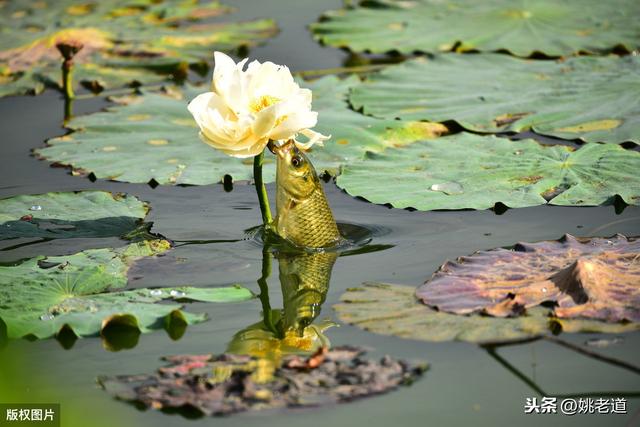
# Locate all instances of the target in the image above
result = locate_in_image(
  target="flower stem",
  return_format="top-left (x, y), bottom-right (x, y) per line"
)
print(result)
top-left (63, 97), bottom-right (74, 124)
top-left (257, 245), bottom-right (277, 336)
top-left (56, 42), bottom-right (82, 101)
top-left (61, 58), bottom-right (74, 101)
top-left (253, 149), bottom-right (272, 226)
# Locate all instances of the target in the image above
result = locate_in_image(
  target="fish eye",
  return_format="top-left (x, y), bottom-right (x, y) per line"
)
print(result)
top-left (291, 155), bottom-right (304, 168)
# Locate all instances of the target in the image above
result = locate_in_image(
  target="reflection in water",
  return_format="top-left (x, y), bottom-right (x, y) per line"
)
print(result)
top-left (483, 337), bottom-right (640, 399)
top-left (279, 251), bottom-right (337, 335)
top-left (227, 248), bottom-right (337, 364)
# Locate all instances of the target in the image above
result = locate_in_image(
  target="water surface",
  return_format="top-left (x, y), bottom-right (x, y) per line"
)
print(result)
top-left (0, 1), bottom-right (638, 426)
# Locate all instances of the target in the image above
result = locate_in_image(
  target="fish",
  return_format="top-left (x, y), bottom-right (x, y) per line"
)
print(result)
top-left (278, 251), bottom-right (337, 334)
top-left (272, 140), bottom-right (342, 248)
top-left (226, 251), bottom-right (337, 364)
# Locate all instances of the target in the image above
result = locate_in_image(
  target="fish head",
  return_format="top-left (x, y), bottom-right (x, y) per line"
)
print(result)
top-left (273, 139), bottom-right (319, 199)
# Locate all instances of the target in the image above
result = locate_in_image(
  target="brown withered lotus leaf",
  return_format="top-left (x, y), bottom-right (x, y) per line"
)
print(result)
top-left (416, 234), bottom-right (640, 323)
top-left (99, 347), bottom-right (426, 416)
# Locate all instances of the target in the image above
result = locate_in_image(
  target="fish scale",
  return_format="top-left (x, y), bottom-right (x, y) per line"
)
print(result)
top-left (274, 141), bottom-right (342, 248)
top-left (280, 189), bottom-right (340, 248)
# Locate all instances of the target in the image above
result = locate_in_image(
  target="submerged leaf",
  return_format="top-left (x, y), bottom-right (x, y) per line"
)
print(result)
top-left (349, 54), bottom-right (640, 144)
top-left (336, 134), bottom-right (640, 210)
top-left (35, 77), bottom-right (446, 185)
top-left (0, 191), bottom-right (148, 240)
top-left (417, 234), bottom-right (640, 323)
top-left (0, 0), bottom-right (277, 97)
top-left (99, 347), bottom-right (426, 416)
top-left (0, 241), bottom-right (253, 339)
top-left (311, 0), bottom-right (640, 57)
top-left (335, 283), bottom-right (639, 344)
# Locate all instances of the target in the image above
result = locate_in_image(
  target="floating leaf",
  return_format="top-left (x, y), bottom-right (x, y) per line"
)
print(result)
top-left (99, 347), bottom-right (426, 416)
top-left (349, 54), bottom-right (640, 144)
top-left (35, 77), bottom-right (446, 184)
top-left (417, 234), bottom-right (640, 323)
top-left (337, 283), bottom-right (549, 343)
top-left (336, 134), bottom-right (640, 210)
top-left (0, 240), bottom-right (253, 339)
top-left (36, 86), bottom-right (262, 185)
top-left (302, 76), bottom-right (447, 174)
top-left (311, 0), bottom-right (640, 57)
top-left (0, 0), bottom-right (277, 97)
top-left (0, 191), bottom-right (148, 240)
top-left (335, 283), bottom-right (639, 344)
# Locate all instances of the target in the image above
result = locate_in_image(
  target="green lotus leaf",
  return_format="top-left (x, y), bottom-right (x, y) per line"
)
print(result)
top-left (0, 190), bottom-right (149, 241)
top-left (311, 0), bottom-right (640, 57)
top-left (336, 133), bottom-right (640, 211)
top-left (0, 0), bottom-right (277, 97)
top-left (35, 77), bottom-right (446, 184)
top-left (350, 54), bottom-right (640, 144)
top-left (0, 240), bottom-right (253, 340)
top-left (334, 283), bottom-right (640, 344)
top-left (303, 75), bottom-right (447, 175)
top-left (36, 86), bottom-right (263, 185)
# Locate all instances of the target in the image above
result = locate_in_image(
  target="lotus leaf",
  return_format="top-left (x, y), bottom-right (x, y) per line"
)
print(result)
top-left (0, 240), bottom-right (253, 339)
top-left (36, 86), bottom-right (262, 185)
top-left (0, 191), bottom-right (148, 240)
top-left (336, 134), bottom-right (640, 210)
top-left (334, 283), bottom-right (639, 344)
top-left (311, 0), bottom-right (640, 57)
top-left (349, 54), bottom-right (640, 144)
top-left (0, 0), bottom-right (277, 97)
top-left (417, 234), bottom-right (640, 323)
top-left (302, 76), bottom-right (447, 175)
top-left (35, 78), bottom-right (446, 184)
top-left (99, 347), bottom-right (426, 416)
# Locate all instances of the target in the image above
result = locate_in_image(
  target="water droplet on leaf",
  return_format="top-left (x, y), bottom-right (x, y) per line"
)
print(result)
top-left (584, 337), bottom-right (624, 348)
top-left (40, 313), bottom-right (54, 321)
top-left (170, 290), bottom-right (186, 298)
top-left (150, 289), bottom-right (163, 297)
top-left (430, 182), bottom-right (464, 195)
top-left (29, 205), bottom-right (43, 211)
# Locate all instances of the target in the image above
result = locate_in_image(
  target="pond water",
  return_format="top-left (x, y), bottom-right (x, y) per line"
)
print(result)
top-left (0, 0), bottom-right (639, 426)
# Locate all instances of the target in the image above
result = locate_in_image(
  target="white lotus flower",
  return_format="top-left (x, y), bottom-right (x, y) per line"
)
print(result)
top-left (187, 52), bottom-right (329, 158)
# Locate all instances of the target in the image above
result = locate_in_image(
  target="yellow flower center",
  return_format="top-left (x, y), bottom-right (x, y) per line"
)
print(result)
top-left (249, 95), bottom-right (280, 113)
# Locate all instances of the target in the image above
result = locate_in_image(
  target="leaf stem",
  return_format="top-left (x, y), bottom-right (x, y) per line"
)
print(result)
top-left (253, 149), bottom-right (272, 226)
top-left (543, 336), bottom-right (640, 376)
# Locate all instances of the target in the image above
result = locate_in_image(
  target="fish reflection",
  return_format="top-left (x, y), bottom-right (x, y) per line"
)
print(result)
top-left (227, 249), bottom-right (337, 364)
top-left (279, 251), bottom-right (336, 335)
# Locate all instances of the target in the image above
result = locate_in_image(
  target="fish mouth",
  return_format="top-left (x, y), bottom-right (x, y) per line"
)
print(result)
top-left (269, 139), bottom-right (295, 158)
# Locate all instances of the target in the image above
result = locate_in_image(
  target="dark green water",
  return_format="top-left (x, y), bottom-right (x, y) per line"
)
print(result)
top-left (0, 1), bottom-right (639, 426)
